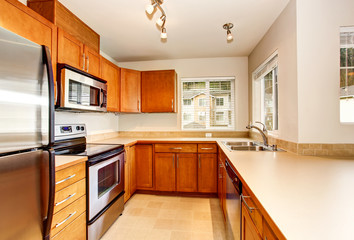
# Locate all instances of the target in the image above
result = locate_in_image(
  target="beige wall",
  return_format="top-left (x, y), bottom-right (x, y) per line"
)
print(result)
top-left (248, 0), bottom-right (299, 142)
top-left (118, 57), bottom-right (249, 131)
top-left (296, 0), bottom-right (354, 143)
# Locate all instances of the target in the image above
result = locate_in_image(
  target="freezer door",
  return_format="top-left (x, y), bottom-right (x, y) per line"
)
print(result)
top-left (0, 26), bottom-right (53, 154)
top-left (0, 149), bottom-right (55, 240)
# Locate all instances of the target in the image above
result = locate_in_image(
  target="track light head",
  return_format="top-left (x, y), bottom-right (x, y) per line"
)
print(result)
top-left (156, 15), bottom-right (166, 27)
top-left (145, 2), bottom-right (157, 14)
top-left (161, 28), bottom-right (167, 39)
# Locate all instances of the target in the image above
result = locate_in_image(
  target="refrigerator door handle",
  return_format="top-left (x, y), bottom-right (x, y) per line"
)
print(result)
top-left (44, 149), bottom-right (55, 240)
top-left (42, 46), bottom-right (55, 147)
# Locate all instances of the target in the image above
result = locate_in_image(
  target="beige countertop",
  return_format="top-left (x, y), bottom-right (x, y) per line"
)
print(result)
top-left (90, 136), bottom-right (354, 239)
top-left (55, 155), bottom-right (88, 171)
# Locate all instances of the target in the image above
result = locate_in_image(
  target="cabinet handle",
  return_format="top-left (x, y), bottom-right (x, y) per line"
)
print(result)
top-left (201, 148), bottom-right (213, 150)
top-left (172, 155), bottom-right (175, 168)
top-left (177, 155), bottom-right (179, 168)
top-left (82, 53), bottom-right (85, 70)
top-left (198, 155), bottom-right (201, 168)
top-left (55, 174), bottom-right (76, 185)
top-left (171, 99), bottom-right (174, 111)
top-left (55, 211), bottom-right (76, 228)
top-left (55, 193), bottom-right (76, 206)
top-left (137, 100), bottom-right (140, 111)
top-left (169, 147), bottom-right (182, 150)
top-left (241, 194), bottom-right (256, 213)
top-left (86, 55), bottom-right (90, 72)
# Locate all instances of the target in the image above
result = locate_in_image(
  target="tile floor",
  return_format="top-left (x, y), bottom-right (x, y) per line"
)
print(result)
top-left (101, 194), bottom-right (226, 240)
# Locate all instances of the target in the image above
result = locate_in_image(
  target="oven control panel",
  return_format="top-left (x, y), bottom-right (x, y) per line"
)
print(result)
top-left (55, 124), bottom-right (86, 141)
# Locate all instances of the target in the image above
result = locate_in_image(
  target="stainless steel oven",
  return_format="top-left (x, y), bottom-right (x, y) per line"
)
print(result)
top-left (56, 64), bottom-right (107, 112)
top-left (54, 124), bottom-right (125, 240)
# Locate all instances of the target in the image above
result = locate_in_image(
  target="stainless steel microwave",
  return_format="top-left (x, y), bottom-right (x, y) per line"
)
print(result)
top-left (56, 64), bottom-right (107, 112)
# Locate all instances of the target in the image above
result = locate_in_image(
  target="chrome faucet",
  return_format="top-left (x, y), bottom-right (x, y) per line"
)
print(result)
top-left (246, 122), bottom-right (269, 146)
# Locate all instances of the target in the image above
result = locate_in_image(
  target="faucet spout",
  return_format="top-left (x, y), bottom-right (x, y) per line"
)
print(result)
top-left (246, 123), bottom-right (268, 146)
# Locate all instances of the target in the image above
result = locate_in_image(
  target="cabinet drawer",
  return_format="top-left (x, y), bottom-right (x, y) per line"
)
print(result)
top-left (54, 179), bottom-right (86, 214)
top-left (55, 162), bottom-right (85, 191)
top-left (198, 144), bottom-right (217, 153)
top-left (51, 212), bottom-right (86, 240)
top-left (51, 195), bottom-right (86, 236)
top-left (241, 190), bottom-right (263, 235)
top-left (155, 144), bottom-right (197, 153)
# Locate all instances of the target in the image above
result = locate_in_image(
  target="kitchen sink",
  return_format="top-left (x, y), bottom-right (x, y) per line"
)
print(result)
top-left (222, 141), bottom-right (285, 152)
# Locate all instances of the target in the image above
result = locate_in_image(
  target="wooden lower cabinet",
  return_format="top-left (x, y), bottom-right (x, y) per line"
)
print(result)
top-left (155, 153), bottom-right (176, 191)
top-left (218, 149), bottom-right (226, 217)
top-left (51, 212), bottom-right (86, 240)
top-left (242, 203), bottom-right (262, 240)
top-left (176, 153), bottom-right (197, 192)
top-left (124, 145), bottom-right (137, 202)
top-left (263, 221), bottom-right (278, 240)
top-left (198, 153), bottom-right (217, 193)
top-left (135, 145), bottom-right (153, 190)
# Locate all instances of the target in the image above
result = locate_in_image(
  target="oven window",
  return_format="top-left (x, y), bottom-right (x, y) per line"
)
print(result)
top-left (97, 161), bottom-right (120, 198)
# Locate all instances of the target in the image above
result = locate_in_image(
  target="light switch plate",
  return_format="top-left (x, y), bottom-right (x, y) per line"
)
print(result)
top-left (205, 133), bottom-right (212, 138)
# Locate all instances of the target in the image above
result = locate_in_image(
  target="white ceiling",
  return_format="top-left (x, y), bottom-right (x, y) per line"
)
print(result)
top-left (59, 0), bottom-right (290, 62)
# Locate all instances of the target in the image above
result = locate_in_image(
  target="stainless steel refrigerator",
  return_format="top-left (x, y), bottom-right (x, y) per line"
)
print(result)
top-left (0, 27), bottom-right (55, 240)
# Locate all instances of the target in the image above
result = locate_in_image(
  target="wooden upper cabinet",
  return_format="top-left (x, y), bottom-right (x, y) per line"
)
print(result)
top-left (198, 153), bottom-right (217, 193)
top-left (155, 153), bottom-right (176, 192)
top-left (120, 68), bottom-right (141, 113)
top-left (141, 70), bottom-right (177, 113)
top-left (84, 45), bottom-right (100, 77)
top-left (176, 153), bottom-right (197, 192)
top-left (100, 57), bottom-right (120, 112)
top-left (135, 145), bottom-right (153, 190)
top-left (57, 28), bottom-right (83, 70)
top-left (28, 0), bottom-right (99, 52)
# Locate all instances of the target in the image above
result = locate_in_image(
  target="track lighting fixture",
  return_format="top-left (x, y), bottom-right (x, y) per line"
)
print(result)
top-left (223, 23), bottom-right (234, 41)
top-left (145, 0), bottom-right (167, 39)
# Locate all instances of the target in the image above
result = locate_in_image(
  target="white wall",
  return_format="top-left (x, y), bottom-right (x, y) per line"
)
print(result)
top-left (248, 0), bottom-right (298, 143)
top-left (296, 0), bottom-right (354, 143)
top-left (118, 57), bottom-right (249, 131)
top-left (55, 112), bottom-right (119, 135)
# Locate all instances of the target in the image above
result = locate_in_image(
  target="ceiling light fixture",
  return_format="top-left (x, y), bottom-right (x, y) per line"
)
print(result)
top-left (223, 23), bottom-right (234, 41)
top-left (145, 0), bottom-right (167, 39)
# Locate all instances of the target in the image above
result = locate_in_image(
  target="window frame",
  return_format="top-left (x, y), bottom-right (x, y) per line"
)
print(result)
top-left (181, 77), bottom-right (235, 131)
top-left (252, 51), bottom-right (279, 133)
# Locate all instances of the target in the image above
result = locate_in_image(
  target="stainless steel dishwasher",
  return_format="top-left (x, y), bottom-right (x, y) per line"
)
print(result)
top-left (225, 160), bottom-right (242, 240)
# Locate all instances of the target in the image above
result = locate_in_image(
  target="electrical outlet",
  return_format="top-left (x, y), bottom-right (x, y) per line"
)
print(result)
top-left (205, 133), bottom-right (212, 138)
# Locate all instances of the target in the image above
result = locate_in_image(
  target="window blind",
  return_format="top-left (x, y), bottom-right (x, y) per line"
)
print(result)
top-left (181, 77), bottom-right (235, 130)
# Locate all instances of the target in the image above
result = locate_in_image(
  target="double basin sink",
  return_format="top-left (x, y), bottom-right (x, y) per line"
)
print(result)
top-left (222, 141), bottom-right (285, 152)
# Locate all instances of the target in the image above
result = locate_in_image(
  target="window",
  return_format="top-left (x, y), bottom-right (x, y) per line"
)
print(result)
top-left (183, 113), bottom-right (192, 121)
top-left (340, 26), bottom-right (354, 123)
top-left (183, 99), bottom-right (192, 105)
top-left (199, 98), bottom-right (206, 106)
top-left (216, 98), bottom-right (224, 106)
top-left (181, 77), bottom-right (235, 130)
top-left (252, 52), bottom-right (278, 131)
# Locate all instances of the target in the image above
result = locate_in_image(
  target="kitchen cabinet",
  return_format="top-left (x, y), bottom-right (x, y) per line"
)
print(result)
top-left (218, 147), bottom-right (226, 218)
top-left (101, 56), bottom-right (120, 112)
top-left (124, 145), bottom-right (136, 203)
top-left (263, 221), bottom-right (278, 240)
top-left (176, 153), bottom-right (198, 192)
top-left (120, 68), bottom-right (141, 113)
top-left (141, 70), bottom-right (177, 112)
top-left (135, 145), bottom-right (154, 190)
top-left (155, 153), bottom-right (176, 191)
top-left (242, 203), bottom-right (262, 240)
top-left (52, 162), bottom-right (86, 239)
top-left (57, 28), bottom-right (100, 77)
top-left (198, 153), bottom-right (217, 193)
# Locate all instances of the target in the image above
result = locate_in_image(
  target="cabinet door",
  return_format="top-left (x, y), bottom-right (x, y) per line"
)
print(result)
top-left (141, 70), bottom-right (176, 112)
top-left (135, 145), bottom-right (153, 189)
top-left (57, 28), bottom-right (83, 70)
top-left (84, 45), bottom-right (100, 77)
top-left (101, 57), bottom-right (120, 112)
top-left (124, 146), bottom-right (130, 203)
top-left (176, 153), bottom-right (197, 192)
top-left (120, 68), bottom-right (141, 112)
top-left (130, 145), bottom-right (137, 194)
top-left (263, 221), bottom-right (278, 240)
top-left (242, 204), bottom-right (262, 240)
top-left (155, 153), bottom-right (176, 191)
top-left (198, 154), bottom-right (217, 193)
